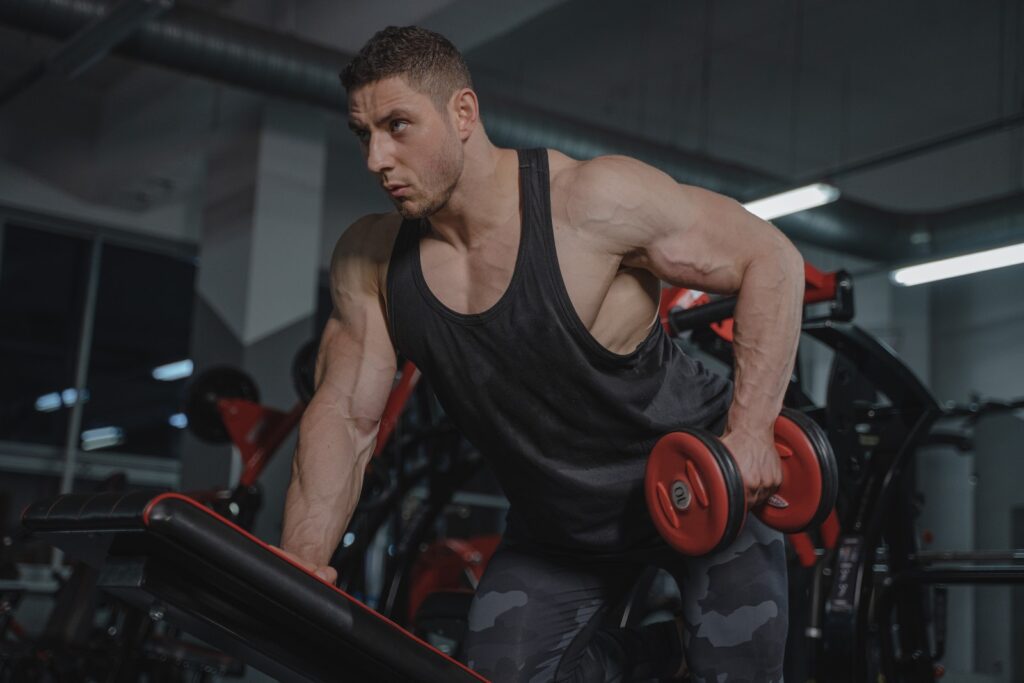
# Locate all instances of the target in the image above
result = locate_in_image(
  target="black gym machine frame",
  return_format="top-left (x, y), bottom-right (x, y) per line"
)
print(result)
top-left (667, 270), bottom-right (1024, 683)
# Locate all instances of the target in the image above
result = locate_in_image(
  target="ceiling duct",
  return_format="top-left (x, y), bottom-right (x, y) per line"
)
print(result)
top-left (0, 0), bottom-right (348, 108)
top-left (3, 0), bottom-right (1023, 263)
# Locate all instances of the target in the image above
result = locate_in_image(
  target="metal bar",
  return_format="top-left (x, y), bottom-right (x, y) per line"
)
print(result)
top-left (49, 236), bottom-right (102, 570)
top-left (0, 0), bottom-right (173, 105)
top-left (799, 110), bottom-right (1024, 185)
top-left (0, 448), bottom-right (179, 487)
top-left (911, 550), bottom-right (1024, 563)
top-left (58, 237), bottom-right (103, 496)
top-left (0, 439), bottom-right (178, 470)
top-left (407, 488), bottom-right (510, 511)
top-left (894, 566), bottom-right (1024, 584)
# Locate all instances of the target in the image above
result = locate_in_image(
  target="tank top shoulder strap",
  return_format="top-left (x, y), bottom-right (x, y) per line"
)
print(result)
top-left (518, 147), bottom-right (579, 304)
top-left (517, 148), bottom-right (553, 248)
top-left (385, 216), bottom-right (426, 352)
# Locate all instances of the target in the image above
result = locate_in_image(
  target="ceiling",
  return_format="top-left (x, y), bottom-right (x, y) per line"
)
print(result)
top-left (0, 0), bottom-right (1020, 257)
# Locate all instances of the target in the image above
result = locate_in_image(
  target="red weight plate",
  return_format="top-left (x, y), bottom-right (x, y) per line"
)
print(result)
top-left (754, 410), bottom-right (833, 533)
top-left (783, 407), bottom-right (839, 530)
top-left (645, 430), bottom-right (744, 555)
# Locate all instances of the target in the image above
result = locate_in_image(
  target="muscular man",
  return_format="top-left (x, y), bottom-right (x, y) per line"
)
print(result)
top-left (281, 26), bottom-right (803, 682)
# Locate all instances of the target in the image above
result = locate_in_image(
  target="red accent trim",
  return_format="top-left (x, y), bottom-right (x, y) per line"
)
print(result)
top-left (710, 318), bottom-right (735, 343)
top-left (821, 508), bottom-right (840, 549)
top-left (374, 362), bottom-right (422, 457)
top-left (788, 532), bottom-right (818, 568)
top-left (407, 535), bottom-right (501, 622)
top-left (217, 399), bottom-right (306, 488)
top-left (141, 493), bottom-right (488, 681)
top-left (659, 264), bottom-right (840, 343)
top-left (803, 262), bottom-right (837, 303)
top-left (658, 287), bottom-right (687, 333)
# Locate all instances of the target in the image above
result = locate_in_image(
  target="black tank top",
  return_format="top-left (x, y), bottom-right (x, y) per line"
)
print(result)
top-left (386, 148), bottom-right (732, 553)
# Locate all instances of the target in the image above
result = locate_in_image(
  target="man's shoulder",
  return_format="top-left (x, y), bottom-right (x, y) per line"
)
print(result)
top-left (329, 212), bottom-right (404, 292)
top-left (549, 152), bottom-right (653, 216)
top-left (340, 212), bottom-right (403, 251)
top-left (547, 151), bottom-right (661, 244)
top-left (331, 212), bottom-right (403, 264)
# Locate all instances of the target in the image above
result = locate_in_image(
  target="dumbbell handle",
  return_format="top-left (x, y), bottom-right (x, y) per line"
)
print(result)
top-left (645, 409), bottom-right (838, 555)
top-left (714, 413), bottom-right (831, 534)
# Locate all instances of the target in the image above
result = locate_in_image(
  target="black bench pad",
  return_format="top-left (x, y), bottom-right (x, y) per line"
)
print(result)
top-left (23, 492), bottom-right (487, 683)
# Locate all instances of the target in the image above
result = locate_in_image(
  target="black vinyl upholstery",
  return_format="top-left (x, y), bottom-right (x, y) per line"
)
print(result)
top-left (23, 492), bottom-right (487, 683)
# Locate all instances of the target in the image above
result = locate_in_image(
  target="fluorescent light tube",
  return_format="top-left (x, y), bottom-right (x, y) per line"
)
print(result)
top-left (152, 359), bottom-right (194, 382)
top-left (36, 388), bottom-right (89, 411)
top-left (81, 426), bottom-right (125, 451)
top-left (35, 392), bottom-right (62, 412)
top-left (743, 183), bottom-right (841, 220)
top-left (891, 242), bottom-right (1024, 286)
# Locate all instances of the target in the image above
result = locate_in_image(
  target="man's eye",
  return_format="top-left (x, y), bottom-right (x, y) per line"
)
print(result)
top-left (390, 120), bottom-right (408, 133)
top-left (355, 129), bottom-right (370, 143)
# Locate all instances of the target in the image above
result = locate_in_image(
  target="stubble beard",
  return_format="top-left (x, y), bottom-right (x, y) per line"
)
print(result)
top-left (394, 130), bottom-right (463, 220)
top-left (395, 183), bottom-right (455, 220)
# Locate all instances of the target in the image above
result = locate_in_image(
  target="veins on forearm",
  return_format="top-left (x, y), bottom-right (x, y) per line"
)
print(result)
top-left (727, 247), bottom-right (803, 435)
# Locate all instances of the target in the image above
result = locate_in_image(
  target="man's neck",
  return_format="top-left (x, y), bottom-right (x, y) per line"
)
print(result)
top-left (426, 140), bottom-right (521, 249)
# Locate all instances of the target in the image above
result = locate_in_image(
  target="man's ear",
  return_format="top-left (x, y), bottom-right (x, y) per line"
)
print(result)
top-left (450, 88), bottom-right (479, 141)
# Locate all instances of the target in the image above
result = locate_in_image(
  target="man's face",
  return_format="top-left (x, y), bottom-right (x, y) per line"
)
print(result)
top-left (347, 76), bottom-right (463, 219)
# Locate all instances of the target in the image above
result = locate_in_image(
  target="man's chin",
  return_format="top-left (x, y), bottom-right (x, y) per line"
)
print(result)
top-left (396, 203), bottom-right (424, 220)
top-left (394, 198), bottom-right (438, 221)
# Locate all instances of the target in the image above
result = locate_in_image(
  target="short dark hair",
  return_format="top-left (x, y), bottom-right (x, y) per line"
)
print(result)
top-left (340, 26), bottom-right (473, 109)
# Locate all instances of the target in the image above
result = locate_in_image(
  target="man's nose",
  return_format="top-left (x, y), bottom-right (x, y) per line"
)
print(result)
top-left (366, 134), bottom-right (394, 176)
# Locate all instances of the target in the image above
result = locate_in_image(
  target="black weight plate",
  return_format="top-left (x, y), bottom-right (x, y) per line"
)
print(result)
top-left (185, 367), bottom-right (260, 443)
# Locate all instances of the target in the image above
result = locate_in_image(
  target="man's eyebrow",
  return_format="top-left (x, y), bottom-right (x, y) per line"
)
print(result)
top-left (374, 109), bottom-right (412, 126)
top-left (348, 109), bottom-right (413, 133)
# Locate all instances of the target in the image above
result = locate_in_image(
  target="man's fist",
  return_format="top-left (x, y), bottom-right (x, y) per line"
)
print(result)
top-left (720, 430), bottom-right (783, 509)
top-left (272, 546), bottom-right (339, 584)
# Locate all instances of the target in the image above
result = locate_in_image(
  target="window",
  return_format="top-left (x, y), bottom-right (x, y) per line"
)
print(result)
top-left (0, 215), bottom-right (196, 462)
top-left (80, 243), bottom-right (196, 458)
top-left (0, 224), bottom-right (92, 446)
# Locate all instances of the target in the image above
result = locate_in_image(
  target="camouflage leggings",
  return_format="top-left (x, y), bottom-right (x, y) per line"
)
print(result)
top-left (461, 516), bottom-right (787, 683)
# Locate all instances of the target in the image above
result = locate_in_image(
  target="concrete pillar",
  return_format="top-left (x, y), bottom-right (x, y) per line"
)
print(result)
top-left (184, 100), bottom-right (326, 549)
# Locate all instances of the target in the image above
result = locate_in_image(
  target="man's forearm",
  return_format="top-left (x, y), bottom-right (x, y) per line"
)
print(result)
top-left (280, 400), bottom-right (378, 567)
top-left (726, 237), bottom-right (805, 436)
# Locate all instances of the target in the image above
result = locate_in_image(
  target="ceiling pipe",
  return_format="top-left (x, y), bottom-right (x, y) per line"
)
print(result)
top-left (3, 0), bottom-right (1022, 263)
top-left (0, 0), bottom-right (348, 108)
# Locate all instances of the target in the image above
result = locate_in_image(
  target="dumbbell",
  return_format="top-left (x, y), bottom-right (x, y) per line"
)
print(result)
top-left (644, 407), bottom-right (838, 556)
